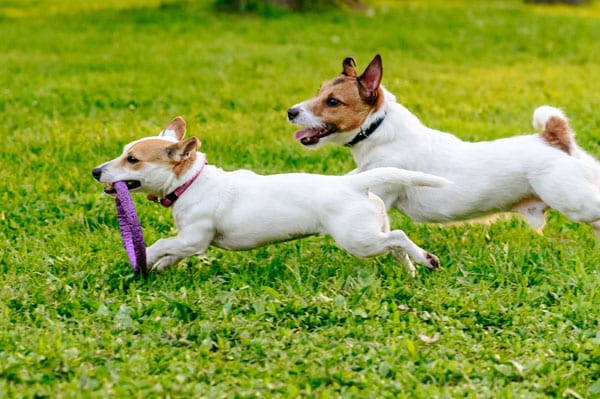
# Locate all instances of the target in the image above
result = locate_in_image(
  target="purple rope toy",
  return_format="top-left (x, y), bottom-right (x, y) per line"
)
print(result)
top-left (113, 181), bottom-right (148, 276)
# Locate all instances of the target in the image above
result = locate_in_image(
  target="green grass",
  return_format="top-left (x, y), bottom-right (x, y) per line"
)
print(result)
top-left (1, 0), bottom-right (600, 397)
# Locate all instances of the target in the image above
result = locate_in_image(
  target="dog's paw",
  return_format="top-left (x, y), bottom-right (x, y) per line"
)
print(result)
top-left (424, 252), bottom-right (440, 269)
top-left (149, 256), bottom-right (176, 272)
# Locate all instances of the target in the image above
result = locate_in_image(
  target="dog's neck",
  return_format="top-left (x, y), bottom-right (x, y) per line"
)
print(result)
top-left (333, 87), bottom-right (393, 148)
top-left (349, 88), bottom-right (430, 170)
top-left (150, 154), bottom-right (208, 206)
top-left (344, 113), bottom-right (387, 147)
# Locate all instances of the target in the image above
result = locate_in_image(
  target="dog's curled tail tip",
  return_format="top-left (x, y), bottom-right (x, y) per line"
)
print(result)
top-left (532, 105), bottom-right (567, 132)
top-left (533, 105), bottom-right (574, 154)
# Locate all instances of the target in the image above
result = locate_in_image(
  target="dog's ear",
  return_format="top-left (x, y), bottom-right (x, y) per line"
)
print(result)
top-left (357, 54), bottom-right (382, 104)
top-left (160, 116), bottom-right (186, 141)
top-left (166, 137), bottom-right (199, 162)
top-left (342, 56), bottom-right (357, 77)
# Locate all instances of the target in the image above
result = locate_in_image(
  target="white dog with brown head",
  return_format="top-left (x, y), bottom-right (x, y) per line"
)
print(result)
top-left (93, 117), bottom-right (449, 275)
top-left (288, 55), bottom-right (600, 241)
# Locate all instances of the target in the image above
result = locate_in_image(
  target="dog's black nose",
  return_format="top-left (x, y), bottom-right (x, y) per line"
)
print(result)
top-left (92, 166), bottom-right (103, 181)
top-left (287, 107), bottom-right (300, 121)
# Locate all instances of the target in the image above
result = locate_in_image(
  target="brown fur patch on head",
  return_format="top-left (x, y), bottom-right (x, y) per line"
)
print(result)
top-left (303, 55), bottom-right (384, 134)
top-left (541, 116), bottom-right (573, 154)
top-left (122, 138), bottom-right (197, 178)
top-left (122, 139), bottom-right (171, 168)
top-left (307, 76), bottom-right (384, 133)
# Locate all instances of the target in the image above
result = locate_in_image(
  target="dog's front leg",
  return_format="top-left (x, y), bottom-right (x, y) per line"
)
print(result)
top-left (146, 233), bottom-right (212, 272)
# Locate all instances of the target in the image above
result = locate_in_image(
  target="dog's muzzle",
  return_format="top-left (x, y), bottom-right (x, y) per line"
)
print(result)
top-left (288, 107), bottom-right (337, 146)
top-left (92, 166), bottom-right (141, 195)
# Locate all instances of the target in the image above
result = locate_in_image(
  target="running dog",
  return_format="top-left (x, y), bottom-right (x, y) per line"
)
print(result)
top-left (287, 55), bottom-right (600, 241)
top-left (92, 117), bottom-right (449, 275)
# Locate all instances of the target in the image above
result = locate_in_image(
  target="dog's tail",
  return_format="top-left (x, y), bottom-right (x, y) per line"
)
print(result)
top-left (350, 167), bottom-right (449, 191)
top-left (533, 105), bottom-right (574, 155)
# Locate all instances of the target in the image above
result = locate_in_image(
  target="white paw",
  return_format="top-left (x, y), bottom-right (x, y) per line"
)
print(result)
top-left (150, 256), bottom-right (175, 272)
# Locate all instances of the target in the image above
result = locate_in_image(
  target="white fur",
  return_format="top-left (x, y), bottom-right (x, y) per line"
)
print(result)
top-left (93, 130), bottom-right (450, 276)
top-left (532, 105), bottom-right (567, 132)
top-left (292, 87), bottom-right (600, 241)
top-left (290, 103), bottom-right (327, 130)
top-left (159, 127), bottom-right (182, 141)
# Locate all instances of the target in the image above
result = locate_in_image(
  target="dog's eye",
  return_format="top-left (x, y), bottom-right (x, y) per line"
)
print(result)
top-left (126, 155), bottom-right (139, 164)
top-left (326, 97), bottom-right (341, 107)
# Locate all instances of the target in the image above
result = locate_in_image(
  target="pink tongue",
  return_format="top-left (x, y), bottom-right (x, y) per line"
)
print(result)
top-left (294, 128), bottom-right (318, 141)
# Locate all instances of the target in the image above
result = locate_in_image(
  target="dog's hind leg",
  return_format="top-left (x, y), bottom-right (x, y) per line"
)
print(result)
top-left (339, 228), bottom-right (439, 273)
top-left (543, 179), bottom-right (600, 240)
top-left (385, 230), bottom-right (440, 270)
top-left (332, 191), bottom-right (439, 274)
top-left (528, 153), bottom-right (600, 241)
top-left (368, 190), bottom-right (438, 273)
top-left (335, 226), bottom-right (440, 275)
top-left (544, 195), bottom-right (600, 243)
top-left (391, 250), bottom-right (417, 278)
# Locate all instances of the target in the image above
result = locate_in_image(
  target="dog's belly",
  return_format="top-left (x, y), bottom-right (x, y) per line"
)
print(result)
top-left (394, 184), bottom-right (532, 223)
top-left (211, 231), bottom-right (314, 251)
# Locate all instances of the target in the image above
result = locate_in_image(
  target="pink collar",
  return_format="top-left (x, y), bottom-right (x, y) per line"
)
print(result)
top-left (149, 160), bottom-right (207, 207)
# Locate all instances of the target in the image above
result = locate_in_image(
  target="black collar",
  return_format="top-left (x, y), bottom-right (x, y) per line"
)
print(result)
top-left (344, 114), bottom-right (386, 147)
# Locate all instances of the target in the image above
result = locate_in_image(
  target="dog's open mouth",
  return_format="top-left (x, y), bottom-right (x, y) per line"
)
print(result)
top-left (293, 125), bottom-right (337, 146)
top-left (104, 180), bottom-right (141, 195)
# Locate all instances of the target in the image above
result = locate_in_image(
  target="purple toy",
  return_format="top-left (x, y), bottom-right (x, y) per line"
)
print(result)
top-left (113, 181), bottom-right (148, 276)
